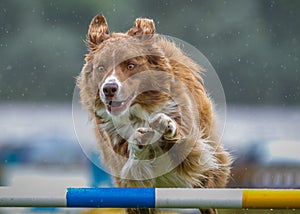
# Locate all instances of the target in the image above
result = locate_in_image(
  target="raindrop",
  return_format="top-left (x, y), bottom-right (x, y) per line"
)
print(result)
top-left (280, 64), bottom-right (287, 70)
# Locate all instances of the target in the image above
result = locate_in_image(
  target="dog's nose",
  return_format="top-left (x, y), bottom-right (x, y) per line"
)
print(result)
top-left (102, 82), bottom-right (118, 98)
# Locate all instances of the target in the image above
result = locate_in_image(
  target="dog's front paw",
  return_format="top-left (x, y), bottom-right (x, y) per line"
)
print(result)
top-left (128, 128), bottom-right (155, 159)
top-left (149, 113), bottom-right (177, 140)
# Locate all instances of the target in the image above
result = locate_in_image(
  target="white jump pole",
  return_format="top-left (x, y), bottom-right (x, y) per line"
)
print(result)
top-left (0, 187), bottom-right (300, 209)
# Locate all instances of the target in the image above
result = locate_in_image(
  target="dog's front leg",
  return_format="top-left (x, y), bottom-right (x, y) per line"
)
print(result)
top-left (120, 127), bottom-right (157, 186)
top-left (149, 113), bottom-right (178, 141)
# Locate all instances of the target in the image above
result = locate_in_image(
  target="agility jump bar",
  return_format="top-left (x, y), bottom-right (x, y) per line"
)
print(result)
top-left (1, 188), bottom-right (300, 209)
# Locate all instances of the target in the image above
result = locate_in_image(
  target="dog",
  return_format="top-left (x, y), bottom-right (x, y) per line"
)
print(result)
top-left (77, 14), bottom-right (231, 214)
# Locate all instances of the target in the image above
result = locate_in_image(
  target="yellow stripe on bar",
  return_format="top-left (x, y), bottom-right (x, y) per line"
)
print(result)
top-left (243, 189), bottom-right (300, 209)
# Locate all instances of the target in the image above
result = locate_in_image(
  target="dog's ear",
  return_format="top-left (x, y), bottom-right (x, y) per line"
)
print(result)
top-left (86, 14), bottom-right (109, 51)
top-left (127, 18), bottom-right (155, 36)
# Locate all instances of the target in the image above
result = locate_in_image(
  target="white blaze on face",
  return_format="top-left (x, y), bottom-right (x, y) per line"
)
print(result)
top-left (100, 71), bottom-right (137, 117)
top-left (100, 50), bottom-right (122, 102)
top-left (100, 73), bottom-right (122, 102)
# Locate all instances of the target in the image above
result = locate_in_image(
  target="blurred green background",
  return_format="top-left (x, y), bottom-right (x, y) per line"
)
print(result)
top-left (1, 0), bottom-right (299, 105)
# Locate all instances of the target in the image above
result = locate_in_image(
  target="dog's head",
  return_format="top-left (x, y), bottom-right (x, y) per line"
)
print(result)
top-left (78, 14), bottom-right (173, 116)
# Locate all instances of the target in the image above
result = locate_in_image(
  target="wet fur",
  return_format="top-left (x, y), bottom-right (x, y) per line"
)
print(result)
top-left (77, 14), bottom-right (231, 214)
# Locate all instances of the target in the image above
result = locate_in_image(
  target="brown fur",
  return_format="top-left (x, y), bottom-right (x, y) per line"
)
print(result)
top-left (77, 14), bottom-right (231, 214)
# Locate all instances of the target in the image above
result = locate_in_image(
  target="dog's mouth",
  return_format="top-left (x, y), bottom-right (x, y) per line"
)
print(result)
top-left (105, 93), bottom-right (135, 115)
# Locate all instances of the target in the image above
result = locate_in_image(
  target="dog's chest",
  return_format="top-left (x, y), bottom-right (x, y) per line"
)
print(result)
top-left (96, 102), bottom-right (179, 145)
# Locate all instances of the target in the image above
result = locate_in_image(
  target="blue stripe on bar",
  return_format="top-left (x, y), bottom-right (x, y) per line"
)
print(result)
top-left (66, 188), bottom-right (155, 208)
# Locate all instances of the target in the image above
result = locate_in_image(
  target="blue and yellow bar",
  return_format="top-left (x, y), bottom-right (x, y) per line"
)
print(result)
top-left (0, 187), bottom-right (300, 209)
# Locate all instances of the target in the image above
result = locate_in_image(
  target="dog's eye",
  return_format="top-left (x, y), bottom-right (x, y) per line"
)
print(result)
top-left (98, 65), bottom-right (105, 72)
top-left (127, 63), bottom-right (135, 70)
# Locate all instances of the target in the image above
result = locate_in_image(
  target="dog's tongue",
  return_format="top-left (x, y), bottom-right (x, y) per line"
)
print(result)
top-left (106, 100), bottom-right (127, 115)
top-left (110, 101), bottom-right (123, 107)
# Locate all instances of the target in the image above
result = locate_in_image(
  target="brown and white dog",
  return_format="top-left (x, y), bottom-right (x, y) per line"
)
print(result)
top-left (77, 14), bottom-right (231, 214)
